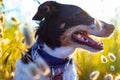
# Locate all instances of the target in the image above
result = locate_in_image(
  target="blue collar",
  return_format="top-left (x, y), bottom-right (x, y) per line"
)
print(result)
top-left (31, 40), bottom-right (69, 67)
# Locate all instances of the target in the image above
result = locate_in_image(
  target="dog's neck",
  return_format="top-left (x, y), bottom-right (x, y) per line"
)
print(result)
top-left (42, 43), bottom-right (75, 59)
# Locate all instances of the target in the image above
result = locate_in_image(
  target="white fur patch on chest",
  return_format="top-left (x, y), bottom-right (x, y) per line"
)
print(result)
top-left (42, 44), bottom-right (75, 59)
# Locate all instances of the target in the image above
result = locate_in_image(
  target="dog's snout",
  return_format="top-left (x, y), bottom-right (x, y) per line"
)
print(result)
top-left (89, 20), bottom-right (115, 37)
top-left (104, 22), bottom-right (114, 28)
top-left (102, 21), bottom-right (115, 37)
top-left (93, 19), bottom-right (103, 31)
top-left (104, 23), bottom-right (115, 31)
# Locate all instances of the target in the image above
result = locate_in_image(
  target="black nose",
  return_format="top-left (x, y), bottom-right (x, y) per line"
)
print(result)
top-left (102, 21), bottom-right (115, 37)
top-left (105, 23), bottom-right (115, 33)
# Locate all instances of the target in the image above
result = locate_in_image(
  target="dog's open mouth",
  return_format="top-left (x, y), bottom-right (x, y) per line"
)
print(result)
top-left (72, 31), bottom-right (103, 50)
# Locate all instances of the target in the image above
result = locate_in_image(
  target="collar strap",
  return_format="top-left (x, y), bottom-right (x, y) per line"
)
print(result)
top-left (32, 40), bottom-right (69, 67)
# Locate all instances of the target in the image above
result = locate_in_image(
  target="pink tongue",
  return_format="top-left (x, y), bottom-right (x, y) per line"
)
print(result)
top-left (83, 35), bottom-right (97, 45)
top-left (73, 34), bottom-right (97, 45)
top-left (73, 34), bottom-right (103, 50)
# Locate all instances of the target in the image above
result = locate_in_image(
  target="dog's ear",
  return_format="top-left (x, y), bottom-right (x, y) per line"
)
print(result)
top-left (32, 1), bottom-right (60, 20)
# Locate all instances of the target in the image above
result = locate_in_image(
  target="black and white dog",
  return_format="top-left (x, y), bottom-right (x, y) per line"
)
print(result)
top-left (15, 1), bottom-right (115, 80)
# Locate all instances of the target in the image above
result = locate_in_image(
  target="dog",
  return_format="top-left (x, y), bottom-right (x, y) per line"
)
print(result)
top-left (15, 1), bottom-right (115, 80)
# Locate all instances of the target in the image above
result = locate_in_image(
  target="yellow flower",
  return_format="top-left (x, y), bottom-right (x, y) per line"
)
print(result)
top-left (110, 65), bottom-right (115, 71)
top-left (105, 74), bottom-right (113, 80)
top-left (0, 48), bottom-right (1, 54)
top-left (0, 25), bottom-right (3, 38)
top-left (0, 65), bottom-right (3, 70)
top-left (89, 70), bottom-right (100, 80)
top-left (23, 26), bottom-right (34, 48)
top-left (115, 75), bottom-right (120, 80)
top-left (0, 14), bottom-right (5, 24)
top-left (11, 17), bottom-right (20, 25)
top-left (14, 30), bottom-right (19, 41)
top-left (10, 72), bottom-right (15, 78)
top-left (0, 0), bottom-right (2, 7)
top-left (29, 63), bottom-right (40, 79)
top-left (1, 10), bottom-right (6, 14)
top-left (2, 38), bottom-right (10, 45)
top-left (108, 53), bottom-right (116, 62)
top-left (101, 55), bottom-right (108, 63)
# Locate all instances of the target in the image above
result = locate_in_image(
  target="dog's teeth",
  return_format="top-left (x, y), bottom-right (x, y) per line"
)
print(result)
top-left (81, 37), bottom-right (84, 41)
top-left (100, 43), bottom-right (103, 47)
top-left (77, 34), bottom-right (82, 38)
top-left (97, 42), bottom-right (103, 46)
top-left (85, 40), bottom-right (88, 43)
top-left (97, 42), bottom-right (101, 45)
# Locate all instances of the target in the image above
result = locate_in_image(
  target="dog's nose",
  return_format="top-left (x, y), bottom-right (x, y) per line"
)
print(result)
top-left (102, 21), bottom-right (115, 37)
top-left (89, 20), bottom-right (115, 37)
top-left (104, 24), bottom-right (115, 31)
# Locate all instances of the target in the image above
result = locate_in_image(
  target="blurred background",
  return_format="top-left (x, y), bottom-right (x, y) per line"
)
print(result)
top-left (0, 0), bottom-right (120, 80)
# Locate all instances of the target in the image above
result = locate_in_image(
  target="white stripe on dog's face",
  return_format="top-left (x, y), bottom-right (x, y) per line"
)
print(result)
top-left (90, 19), bottom-right (103, 31)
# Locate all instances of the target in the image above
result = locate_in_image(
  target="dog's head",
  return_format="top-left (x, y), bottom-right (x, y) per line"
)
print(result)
top-left (33, 1), bottom-right (115, 52)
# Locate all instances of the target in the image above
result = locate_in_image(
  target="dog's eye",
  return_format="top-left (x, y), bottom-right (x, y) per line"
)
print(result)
top-left (43, 6), bottom-right (50, 13)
